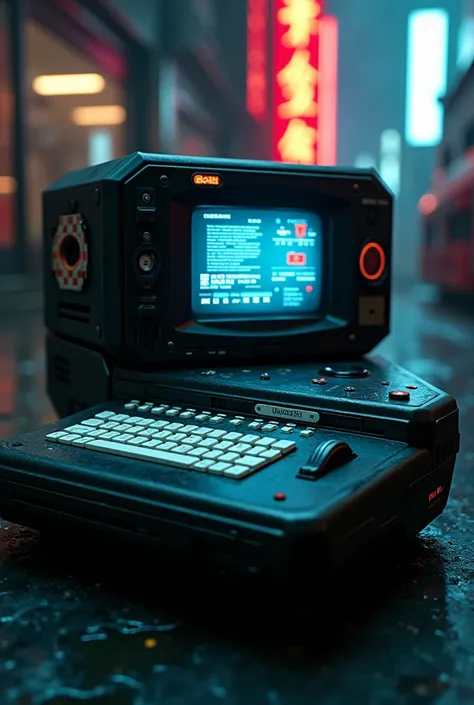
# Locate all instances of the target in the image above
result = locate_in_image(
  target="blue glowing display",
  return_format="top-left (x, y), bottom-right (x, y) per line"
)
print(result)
top-left (192, 206), bottom-right (322, 319)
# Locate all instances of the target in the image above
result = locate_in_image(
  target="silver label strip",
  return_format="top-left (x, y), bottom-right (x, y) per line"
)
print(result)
top-left (254, 404), bottom-right (320, 424)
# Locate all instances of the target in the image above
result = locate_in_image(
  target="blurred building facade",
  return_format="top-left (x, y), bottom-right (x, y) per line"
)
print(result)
top-left (0, 0), bottom-right (261, 288)
top-left (0, 0), bottom-right (472, 292)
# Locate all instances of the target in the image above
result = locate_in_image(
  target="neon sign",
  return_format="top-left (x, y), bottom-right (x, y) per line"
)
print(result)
top-left (247, 0), bottom-right (268, 120)
top-left (273, 0), bottom-right (322, 164)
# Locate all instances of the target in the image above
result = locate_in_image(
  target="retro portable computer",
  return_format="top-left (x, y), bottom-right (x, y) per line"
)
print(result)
top-left (0, 154), bottom-right (459, 581)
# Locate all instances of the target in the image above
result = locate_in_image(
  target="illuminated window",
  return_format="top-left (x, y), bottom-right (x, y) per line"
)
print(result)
top-left (405, 9), bottom-right (449, 147)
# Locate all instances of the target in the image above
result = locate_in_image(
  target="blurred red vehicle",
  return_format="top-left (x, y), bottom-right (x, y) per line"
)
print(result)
top-left (420, 60), bottom-right (474, 294)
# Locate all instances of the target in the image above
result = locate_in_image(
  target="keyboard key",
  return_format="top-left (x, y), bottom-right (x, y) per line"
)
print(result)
top-left (134, 419), bottom-right (154, 427)
top-left (233, 443), bottom-right (252, 455)
top-left (82, 419), bottom-right (104, 428)
top-left (123, 416), bottom-right (143, 425)
top-left (128, 437), bottom-right (146, 445)
top-left (167, 433), bottom-right (187, 443)
top-left (152, 431), bottom-right (171, 441)
top-left (137, 428), bottom-right (155, 437)
top-left (125, 403), bottom-right (138, 410)
top-left (151, 407), bottom-right (165, 415)
top-left (193, 427), bottom-right (213, 437)
top-left (181, 425), bottom-right (199, 434)
top-left (219, 452), bottom-right (240, 463)
top-left (160, 442), bottom-right (178, 451)
top-left (247, 446), bottom-right (264, 456)
top-left (195, 414), bottom-right (209, 421)
top-left (235, 455), bottom-right (267, 470)
top-left (188, 447), bottom-right (208, 458)
top-left (165, 409), bottom-right (181, 417)
top-left (195, 460), bottom-right (213, 472)
top-left (261, 424), bottom-right (278, 432)
top-left (64, 424), bottom-right (91, 434)
top-left (223, 465), bottom-right (253, 479)
top-left (209, 462), bottom-right (231, 475)
top-left (180, 411), bottom-right (195, 419)
top-left (58, 434), bottom-right (81, 445)
top-left (87, 429), bottom-right (109, 438)
top-left (208, 429), bottom-right (227, 439)
top-left (100, 431), bottom-right (120, 440)
top-left (185, 435), bottom-right (203, 446)
top-left (203, 450), bottom-right (223, 460)
top-left (84, 439), bottom-right (196, 469)
top-left (128, 426), bottom-right (148, 435)
top-left (150, 421), bottom-right (169, 430)
top-left (95, 411), bottom-right (116, 419)
top-left (210, 416), bottom-right (225, 424)
top-left (113, 434), bottom-right (134, 443)
top-left (109, 414), bottom-right (130, 422)
top-left (255, 437), bottom-right (276, 448)
top-left (138, 404), bottom-right (153, 412)
top-left (259, 449), bottom-right (282, 461)
top-left (213, 441), bottom-right (233, 451)
top-left (281, 426), bottom-right (294, 434)
top-left (240, 435), bottom-right (260, 445)
top-left (223, 432), bottom-right (243, 442)
top-left (167, 423), bottom-right (184, 432)
top-left (300, 429), bottom-right (314, 437)
top-left (72, 436), bottom-right (95, 447)
top-left (115, 423), bottom-right (135, 432)
top-left (273, 440), bottom-right (296, 454)
top-left (46, 431), bottom-right (67, 442)
top-left (248, 422), bottom-right (262, 430)
top-left (199, 438), bottom-right (218, 449)
top-left (229, 419), bottom-right (245, 426)
top-left (174, 444), bottom-right (194, 454)
top-left (142, 439), bottom-right (161, 448)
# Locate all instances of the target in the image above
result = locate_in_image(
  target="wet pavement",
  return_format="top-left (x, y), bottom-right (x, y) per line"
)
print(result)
top-left (0, 289), bottom-right (474, 705)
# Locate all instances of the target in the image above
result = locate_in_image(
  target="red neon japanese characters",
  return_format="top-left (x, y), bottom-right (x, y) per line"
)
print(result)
top-left (273, 0), bottom-right (323, 164)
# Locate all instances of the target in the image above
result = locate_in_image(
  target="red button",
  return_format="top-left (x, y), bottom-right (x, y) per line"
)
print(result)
top-left (274, 492), bottom-right (286, 501)
top-left (359, 242), bottom-right (386, 281)
top-left (389, 390), bottom-right (410, 401)
top-left (406, 385), bottom-right (418, 390)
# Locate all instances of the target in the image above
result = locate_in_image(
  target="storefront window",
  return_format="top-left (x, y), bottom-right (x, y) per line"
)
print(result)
top-left (0, 0), bottom-right (15, 261)
top-left (25, 18), bottom-right (126, 259)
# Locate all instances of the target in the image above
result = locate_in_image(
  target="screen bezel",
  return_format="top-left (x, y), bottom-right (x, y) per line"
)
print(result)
top-left (168, 182), bottom-right (347, 336)
top-left (190, 204), bottom-right (324, 324)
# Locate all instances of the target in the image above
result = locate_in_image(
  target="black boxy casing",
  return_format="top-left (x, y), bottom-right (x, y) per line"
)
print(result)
top-left (43, 153), bottom-right (393, 367)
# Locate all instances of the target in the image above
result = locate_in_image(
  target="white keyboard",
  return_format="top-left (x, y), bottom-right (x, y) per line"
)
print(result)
top-left (44, 400), bottom-right (309, 480)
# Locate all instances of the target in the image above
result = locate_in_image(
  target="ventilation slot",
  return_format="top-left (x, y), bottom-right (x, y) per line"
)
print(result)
top-left (57, 301), bottom-right (91, 324)
top-left (435, 439), bottom-right (456, 468)
top-left (53, 354), bottom-right (70, 385)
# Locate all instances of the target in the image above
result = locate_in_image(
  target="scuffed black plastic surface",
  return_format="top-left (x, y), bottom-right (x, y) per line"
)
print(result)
top-left (0, 293), bottom-right (473, 705)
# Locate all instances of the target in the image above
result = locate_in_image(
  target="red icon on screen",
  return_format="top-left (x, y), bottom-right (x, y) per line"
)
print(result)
top-left (287, 252), bottom-right (307, 265)
top-left (294, 223), bottom-right (308, 238)
top-left (305, 285), bottom-right (313, 293)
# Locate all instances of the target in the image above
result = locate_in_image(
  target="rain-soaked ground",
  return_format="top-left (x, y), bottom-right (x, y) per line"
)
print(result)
top-left (0, 288), bottom-right (473, 705)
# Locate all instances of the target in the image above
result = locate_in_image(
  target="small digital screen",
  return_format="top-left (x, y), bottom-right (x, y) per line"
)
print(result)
top-left (191, 206), bottom-right (323, 319)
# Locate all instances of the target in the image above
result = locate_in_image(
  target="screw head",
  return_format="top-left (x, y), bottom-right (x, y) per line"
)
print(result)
top-left (142, 231), bottom-right (152, 242)
top-left (166, 341), bottom-right (175, 351)
top-left (160, 175), bottom-right (169, 186)
top-left (141, 192), bottom-right (152, 203)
